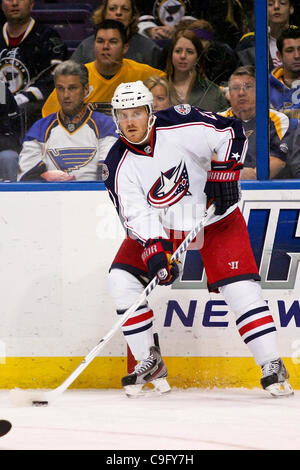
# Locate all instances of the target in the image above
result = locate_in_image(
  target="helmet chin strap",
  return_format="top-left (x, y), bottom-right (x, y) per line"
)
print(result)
top-left (117, 114), bottom-right (156, 146)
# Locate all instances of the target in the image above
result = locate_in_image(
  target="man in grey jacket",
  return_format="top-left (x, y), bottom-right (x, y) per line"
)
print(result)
top-left (71, 0), bottom-right (162, 70)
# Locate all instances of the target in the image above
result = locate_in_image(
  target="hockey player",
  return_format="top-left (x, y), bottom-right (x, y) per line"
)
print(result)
top-left (104, 80), bottom-right (294, 398)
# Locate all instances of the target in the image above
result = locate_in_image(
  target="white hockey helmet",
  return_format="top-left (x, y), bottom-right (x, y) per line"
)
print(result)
top-left (111, 80), bottom-right (156, 144)
top-left (112, 80), bottom-right (153, 114)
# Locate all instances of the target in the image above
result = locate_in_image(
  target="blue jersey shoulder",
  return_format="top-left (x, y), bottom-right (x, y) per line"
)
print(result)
top-left (104, 138), bottom-right (127, 191)
top-left (155, 105), bottom-right (237, 130)
top-left (24, 113), bottom-right (58, 143)
top-left (90, 110), bottom-right (118, 138)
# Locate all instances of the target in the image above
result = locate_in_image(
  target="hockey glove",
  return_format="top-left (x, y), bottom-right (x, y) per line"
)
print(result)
top-left (204, 159), bottom-right (243, 215)
top-left (142, 238), bottom-right (179, 286)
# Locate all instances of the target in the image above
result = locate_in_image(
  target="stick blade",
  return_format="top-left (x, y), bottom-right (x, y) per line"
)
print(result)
top-left (9, 388), bottom-right (49, 407)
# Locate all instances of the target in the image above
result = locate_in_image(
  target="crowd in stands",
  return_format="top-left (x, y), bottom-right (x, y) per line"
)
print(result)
top-left (0, 0), bottom-right (299, 181)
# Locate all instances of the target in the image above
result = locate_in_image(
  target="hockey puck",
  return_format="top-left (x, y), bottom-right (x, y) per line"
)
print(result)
top-left (32, 401), bottom-right (48, 406)
top-left (0, 420), bottom-right (12, 437)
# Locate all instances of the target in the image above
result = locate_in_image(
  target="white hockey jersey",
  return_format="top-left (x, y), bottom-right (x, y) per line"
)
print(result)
top-left (104, 105), bottom-right (248, 244)
top-left (18, 108), bottom-right (117, 181)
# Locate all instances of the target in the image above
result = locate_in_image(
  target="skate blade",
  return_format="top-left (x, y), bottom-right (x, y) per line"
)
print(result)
top-left (151, 377), bottom-right (171, 394)
top-left (265, 380), bottom-right (294, 397)
top-left (124, 378), bottom-right (171, 398)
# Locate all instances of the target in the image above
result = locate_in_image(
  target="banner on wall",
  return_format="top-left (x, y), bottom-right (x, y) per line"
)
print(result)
top-left (0, 187), bottom-right (299, 361)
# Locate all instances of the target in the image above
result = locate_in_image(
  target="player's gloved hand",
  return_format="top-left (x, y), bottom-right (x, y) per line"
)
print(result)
top-left (204, 159), bottom-right (243, 215)
top-left (142, 238), bottom-right (179, 286)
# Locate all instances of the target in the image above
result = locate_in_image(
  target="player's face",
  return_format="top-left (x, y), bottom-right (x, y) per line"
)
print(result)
top-left (94, 28), bottom-right (127, 68)
top-left (228, 74), bottom-right (256, 120)
top-left (151, 84), bottom-right (169, 112)
top-left (105, 0), bottom-right (132, 28)
top-left (55, 75), bottom-right (89, 116)
top-left (117, 106), bottom-right (150, 143)
top-left (268, 0), bottom-right (293, 26)
top-left (279, 38), bottom-right (300, 76)
top-left (172, 37), bottom-right (198, 74)
top-left (2, 0), bottom-right (34, 23)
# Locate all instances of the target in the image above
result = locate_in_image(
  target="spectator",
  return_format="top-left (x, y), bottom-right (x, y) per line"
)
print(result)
top-left (0, 80), bottom-right (23, 181)
top-left (0, 0), bottom-right (68, 131)
top-left (18, 61), bottom-right (117, 182)
top-left (144, 75), bottom-right (171, 112)
top-left (181, 18), bottom-right (239, 85)
top-left (220, 65), bottom-right (293, 179)
top-left (43, 20), bottom-right (166, 117)
top-left (71, 0), bottom-right (162, 70)
top-left (269, 26), bottom-right (300, 130)
top-left (236, 0), bottom-right (295, 69)
top-left (165, 29), bottom-right (229, 112)
top-left (287, 123), bottom-right (300, 178)
top-left (199, 0), bottom-right (251, 50)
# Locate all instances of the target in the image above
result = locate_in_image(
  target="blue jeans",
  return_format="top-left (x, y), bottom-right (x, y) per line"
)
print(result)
top-left (0, 150), bottom-right (19, 181)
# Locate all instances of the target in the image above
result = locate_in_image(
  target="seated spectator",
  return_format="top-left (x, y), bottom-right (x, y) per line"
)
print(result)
top-left (165, 29), bottom-right (229, 112)
top-left (71, 0), bottom-right (162, 70)
top-left (181, 18), bottom-right (239, 85)
top-left (199, 0), bottom-right (250, 49)
top-left (0, 81), bottom-right (23, 181)
top-left (144, 75), bottom-right (171, 112)
top-left (18, 61), bottom-right (117, 182)
top-left (269, 26), bottom-right (300, 130)
top-left (220, 65), bottom-right (293, 179)
top-left (236, 0), bottom-right (295, 69)
top-left (43, 20), bottom-right (166, 117)
top-left (0, 0), bottom-right (68, 131)
top-left (286, 122), bottom-right (300, 178)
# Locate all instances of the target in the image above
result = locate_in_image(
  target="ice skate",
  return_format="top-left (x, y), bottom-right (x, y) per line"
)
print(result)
top-left (121, 345), bottom-right (171, 398)
top-left (260, 358), bottom-right (294, 397)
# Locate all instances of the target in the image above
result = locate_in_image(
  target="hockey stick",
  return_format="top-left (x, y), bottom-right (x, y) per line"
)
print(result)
top-left (10, 204), bottom-right (215, 406)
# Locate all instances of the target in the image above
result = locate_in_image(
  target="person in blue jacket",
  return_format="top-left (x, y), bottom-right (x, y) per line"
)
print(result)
top-left (269, 26), bottom-right (300, 131)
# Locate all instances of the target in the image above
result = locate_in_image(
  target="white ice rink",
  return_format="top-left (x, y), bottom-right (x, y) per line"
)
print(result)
top-left (0, 387), bottom-right (299, 450)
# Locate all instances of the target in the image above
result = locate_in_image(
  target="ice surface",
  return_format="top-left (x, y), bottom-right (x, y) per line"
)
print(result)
top-left (0, 388), bottom-right (299, 450)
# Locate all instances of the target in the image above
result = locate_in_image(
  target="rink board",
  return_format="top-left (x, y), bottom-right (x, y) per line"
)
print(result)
top-left (0, 182), bottom-right (300, 389)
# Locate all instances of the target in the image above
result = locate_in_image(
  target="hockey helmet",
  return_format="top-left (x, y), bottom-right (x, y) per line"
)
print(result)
top-left (112, 81), bottom-right (153, 115)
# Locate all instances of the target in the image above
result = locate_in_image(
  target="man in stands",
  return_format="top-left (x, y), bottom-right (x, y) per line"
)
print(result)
top-left (42, 19), bottom-right (165, 117)
top-left (0, 0), bottom-right (68, 130)
top-left (18, 60), bottom-right (117, 182)
top-left (269, 26), bottom-right (300, 130)
top-left (220, 65), bottom-right (293, 179)
top-left (236, 0), bottom-right (295, 69)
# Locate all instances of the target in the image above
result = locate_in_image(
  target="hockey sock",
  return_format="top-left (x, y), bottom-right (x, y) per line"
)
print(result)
top-left (107, 268), bottom-right (155, 361)
top-left (220, 280), bottom-right (280, 366)
top-left (119, 306), bottom-right (154, 361)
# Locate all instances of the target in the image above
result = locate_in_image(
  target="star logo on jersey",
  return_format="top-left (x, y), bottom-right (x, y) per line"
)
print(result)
top-left (147, 160), bottom-right (191, 208)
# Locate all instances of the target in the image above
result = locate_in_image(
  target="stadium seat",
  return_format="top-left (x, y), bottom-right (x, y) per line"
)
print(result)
top-left (31, 3), bottom-right (94, 43)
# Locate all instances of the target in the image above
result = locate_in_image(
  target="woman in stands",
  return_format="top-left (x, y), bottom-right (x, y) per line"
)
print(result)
top-left (71, 0), bottom-right (162, 69)
top-left (165, 29), bottom-right (228, 113)
top-left (144, 75), bottom-right (171, 112)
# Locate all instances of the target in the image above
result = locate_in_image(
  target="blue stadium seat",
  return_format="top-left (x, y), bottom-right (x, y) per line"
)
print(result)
top-left (31, 3), bottom-right (94, 43)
